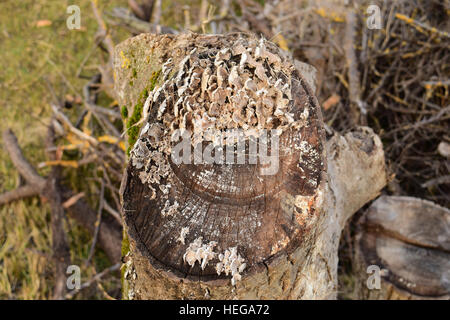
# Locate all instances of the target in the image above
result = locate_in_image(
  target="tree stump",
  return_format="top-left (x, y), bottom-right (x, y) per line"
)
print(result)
top-left (354, 196), bottom-right (450, 300)
top-left (114, 33), bottom-right (387, 299)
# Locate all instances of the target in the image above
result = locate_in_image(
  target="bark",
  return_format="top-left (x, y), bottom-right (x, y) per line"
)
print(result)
top-left (114, 33), bottom-right (387, 300)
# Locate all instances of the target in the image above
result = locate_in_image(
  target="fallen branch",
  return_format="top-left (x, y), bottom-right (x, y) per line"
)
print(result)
top-left (0, 185), bottom-right (38, 206)
top-left (3, 129), bottom-right (46, 189)
top-left (1, 129), bottom-right (122, 264)
top-left (91, 0), bottom-right (115, 59)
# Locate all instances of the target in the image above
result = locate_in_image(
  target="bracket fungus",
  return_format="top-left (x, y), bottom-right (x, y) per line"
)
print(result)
top-left (120, 34), bottom-right (325, 285)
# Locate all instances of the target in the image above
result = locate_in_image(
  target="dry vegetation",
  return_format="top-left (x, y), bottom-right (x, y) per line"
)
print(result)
top-left (0, 0), bottom-right (448, 299)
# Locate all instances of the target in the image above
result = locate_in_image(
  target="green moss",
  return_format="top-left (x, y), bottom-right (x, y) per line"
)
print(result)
top-left (120, 106), bottom-right (128, 119)
top-left (120, 236), bottom-right (130, 297)
top-left (121, 228), bottom-right (130, 299)
top-left (126, 103), bottom-right (144, 155)
top-left (149, 69), bottom-right (161, 91)
top-left (232, 1), bottom-right (243, 16)
top-left (121, 229), bottom-right (130, 258)
top-left (121, 69), bottom-right (164, 297)
top-left (125, 70), bottom-right (162, 156)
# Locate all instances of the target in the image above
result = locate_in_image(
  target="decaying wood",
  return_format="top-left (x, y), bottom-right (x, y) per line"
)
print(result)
top-left (114, 33), bottom-right (387, 299)
top-left (353, 195), bottom-right (450, 300)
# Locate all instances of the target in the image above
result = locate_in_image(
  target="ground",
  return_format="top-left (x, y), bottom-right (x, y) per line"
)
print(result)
top-left (0, 0), bottom-right (448, 299)
top-left (0, 0), bottom-right (125, 300)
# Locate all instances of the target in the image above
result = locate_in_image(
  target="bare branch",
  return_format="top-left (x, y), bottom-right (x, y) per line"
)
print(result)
top-left (2, 128), bottom-right (122, 264)
top-left (106, 7), bottom-right (176, 35)
top-left (0, 185), bottom-right (39, 206)
top-left (2, 129), bottom-right (46, 189)
top-left (91, 0), bottom-right (115, 58)
top-left (86, 181), bottom-right (105, 265)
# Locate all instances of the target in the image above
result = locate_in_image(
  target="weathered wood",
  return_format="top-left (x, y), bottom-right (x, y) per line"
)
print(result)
top-left (353, 196), bottom-right (450, 300)
top-left (114, 33), bottom-right (387, 299)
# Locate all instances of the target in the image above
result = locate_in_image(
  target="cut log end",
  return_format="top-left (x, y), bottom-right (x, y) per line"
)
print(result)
top-left (120, 33), bottom-right (326, 284)
top-left (355, 196), bottom-right (450, 299)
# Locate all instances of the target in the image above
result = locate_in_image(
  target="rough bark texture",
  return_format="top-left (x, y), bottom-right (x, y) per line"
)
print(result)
top-left (353, 196), bottom-right (450, 300)
top-left (114, 33), bottom-right (387, 300)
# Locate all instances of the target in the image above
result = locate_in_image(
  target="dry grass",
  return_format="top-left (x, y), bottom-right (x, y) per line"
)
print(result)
top-left (0, 0), bottom-right (126, 299)
top-left (0, 0), bottom-right (195, 301)
top-left (1, 0), bottom-right (448, 299)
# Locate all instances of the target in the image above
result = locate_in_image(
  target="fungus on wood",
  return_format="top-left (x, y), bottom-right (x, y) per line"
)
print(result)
top-left (114, 33), bottom-right (387, 299)
top-left (354, 196), bottom-right (450, 300)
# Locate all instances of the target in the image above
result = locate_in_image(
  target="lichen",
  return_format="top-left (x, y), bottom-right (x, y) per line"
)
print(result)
top-left (130, 122), bottom-right (171, 198)
top-left (120, 50), bottom-right (131, 69)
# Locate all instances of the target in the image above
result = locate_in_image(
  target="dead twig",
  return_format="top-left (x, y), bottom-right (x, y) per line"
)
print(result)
top-left (91, 0), bottom-right (115, 59)
top-left (0, 185), bottom-right (39, 206)
top-left (51, 104), bottom-right (99, 146)
top-left (128, 0), bottom-right (148, 21)
top-left (395, 13), bottom-right (450, 39)
top-left (86, 180), bottom-right (105, 265)
top-left (421, 175), bottom-right (450, 188)
top-left (62, 192), bottom-right (85, 209)
top-left (1, 129), bottom-right (122, 263)
top-left (103, 199), bottom-right (122, 224)
top-left (344, 10), bottom-right (366, 124)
